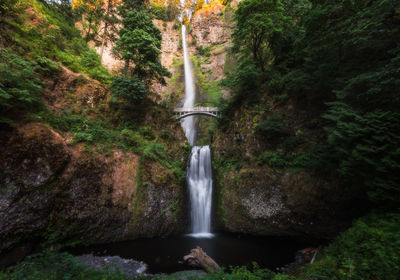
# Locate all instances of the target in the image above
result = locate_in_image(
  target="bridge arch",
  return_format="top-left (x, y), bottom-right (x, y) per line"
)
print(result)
top-left (175, 112), bottom-right (219, 120)
top-left (173, 107), bottom-right (220, 120)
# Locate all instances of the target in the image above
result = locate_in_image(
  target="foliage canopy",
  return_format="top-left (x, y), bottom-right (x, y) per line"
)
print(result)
top-left (225, 0), bottom-right (400, 206)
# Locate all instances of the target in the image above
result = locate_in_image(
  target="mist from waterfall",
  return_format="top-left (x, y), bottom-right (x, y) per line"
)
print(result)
top-left (180, 25), bottom-right (214, 238)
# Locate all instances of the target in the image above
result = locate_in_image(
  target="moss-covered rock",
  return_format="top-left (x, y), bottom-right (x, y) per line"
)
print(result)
top-left (0, 121), bottom-right (188, 263)
top-left (213, 107), bottom-right (364, 239)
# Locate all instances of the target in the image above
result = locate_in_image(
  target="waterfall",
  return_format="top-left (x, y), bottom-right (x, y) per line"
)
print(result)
top-left (180, 25), bottom-right (196, 146)
top-left (187, 146), bottom-right (213, 237)
top-left (180, 25), bottom-right (214, 238)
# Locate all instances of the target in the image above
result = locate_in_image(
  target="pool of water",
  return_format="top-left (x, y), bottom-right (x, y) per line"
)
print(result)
top-left (70, 232), bottom-right (315, 274)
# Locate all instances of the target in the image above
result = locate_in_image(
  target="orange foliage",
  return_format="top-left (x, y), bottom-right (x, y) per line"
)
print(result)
top-left (72, 0), bottom-right (104, 10)
top-left (72, 0), bottom-right (123, 11)
top-left (196, 0), bottom-right (224, 16)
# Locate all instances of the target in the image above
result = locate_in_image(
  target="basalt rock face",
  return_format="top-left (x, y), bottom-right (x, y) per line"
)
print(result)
top-left (152, 20), bottom-right (182, 98)
top-left (190, 1), bottom-right (233, 84)
top-left (212, 108), bottom-right (362, 239)
top-left (0, 67), bottom-right (188, 266)
top-left (0, 122), bottom-right (186, 264)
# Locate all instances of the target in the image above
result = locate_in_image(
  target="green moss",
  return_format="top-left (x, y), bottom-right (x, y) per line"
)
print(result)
top-left (191, 54), bottom-right (223, 105)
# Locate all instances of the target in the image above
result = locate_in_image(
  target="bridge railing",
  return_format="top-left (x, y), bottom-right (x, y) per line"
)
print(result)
top-left (173, 107), bottom-right (219, 112)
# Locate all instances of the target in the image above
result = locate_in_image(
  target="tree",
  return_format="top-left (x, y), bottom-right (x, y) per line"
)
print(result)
top-left (113, 9), bottom-right (170, 85)
top-left (276, 0), bottom-right (400, 205)
top-left (99, 0), bottom-right (121, 59)
top-left (232, 0), bottom-right (289, 72)
top-left (119, 0), bottom-right (148, 16)
top-left (72, 0), bottom-right (104, 42)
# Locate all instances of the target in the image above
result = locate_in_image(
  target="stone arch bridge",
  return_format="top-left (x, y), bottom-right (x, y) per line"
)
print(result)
top-left (173, 107), bottom-right (220, 120)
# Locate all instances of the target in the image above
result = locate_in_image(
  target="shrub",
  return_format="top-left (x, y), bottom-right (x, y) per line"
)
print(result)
top-left (257, 151), bottom-right (287, 168)
top-left (120, 129), bottom-right (143, 148)
top-left (36, 55), bottom-right (61, 78)
top-left (256, 115), bottom-right (290, 142)
top-left (301, 212), bottom-right (400, 280)
top-left (0, 50), bottom-right (42, 125)
top-left (110, 76), bottom-right (149, 108)
top-left (196, 45), bottom-right (212, 57)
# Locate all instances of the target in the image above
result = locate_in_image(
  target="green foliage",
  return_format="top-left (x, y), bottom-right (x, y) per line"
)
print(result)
top-left (257, 150), bottom-right (287, 168)
top-left (284, 0), bottom-right (400, 205)
top-left (2, 0), bottom-right (111, 84)
top-left (225, 0), bottom-right (400, 206)
top-left (150, 1), bottom-right (180, 21)
top-left (232, 0), bottom-right (290, 72)
top-left (0, 50), bottom-right (42, 125)
top-left (111, 76), bottom-right (149, 108)
top-left (113, 9), bottom-right (170, 84)
top-left (0, 251), bottom-right (129, 280)
top-left (220, 58), bottom-right (262, 107)
top-left (196, 45), bottom-right (212, 57)
top-left (0, 0), bottom-right (21, 19)
top-left (301, 212), bottom-right (400, 280)
top-left (0, 253), bottom-right (292, 280)
top-left (36, 110), bottom-right (185, 179)
top-left (72, 0), bottom-right (104, 42)
top-left (40, 111), bottom-right (119, 146)
top-left (256, 114), bottom-right (290, 142)
top-left (35, 55), bottom-right (62, 78)
top-left (323, 104), bottom-right (400, 204)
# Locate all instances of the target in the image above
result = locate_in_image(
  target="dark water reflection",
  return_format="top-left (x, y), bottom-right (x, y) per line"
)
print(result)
top-left (69, 232), bottom-right (315, 273)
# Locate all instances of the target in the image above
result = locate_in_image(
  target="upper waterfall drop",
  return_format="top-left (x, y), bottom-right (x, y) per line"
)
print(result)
top-left (180, 25), bottom-right (196, 146)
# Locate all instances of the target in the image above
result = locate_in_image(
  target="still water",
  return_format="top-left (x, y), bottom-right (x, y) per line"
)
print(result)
top-left (70, 232), bottom-right (314, 273)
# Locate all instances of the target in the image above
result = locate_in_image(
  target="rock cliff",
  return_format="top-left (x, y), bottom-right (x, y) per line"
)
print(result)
top-left (212, 106), bottom-right (364, 239)
top-left (0, 67), bottom-right (188, 266)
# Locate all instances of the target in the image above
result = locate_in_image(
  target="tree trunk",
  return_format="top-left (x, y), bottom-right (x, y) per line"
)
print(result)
top-left (182, 247), bottom-right (221, 273)
top-left (124, 59), bottom-right (129, 76)
top-left (100, 0), bottom-right (113, 61)
top-left (100, 22), bottom-right (108, 60)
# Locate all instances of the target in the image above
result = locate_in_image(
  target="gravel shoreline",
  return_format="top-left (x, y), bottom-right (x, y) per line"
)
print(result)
top-left (76, 254), bottom-right (147, 278)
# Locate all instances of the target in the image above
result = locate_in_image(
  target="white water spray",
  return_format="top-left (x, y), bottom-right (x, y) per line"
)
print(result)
top-left (180, 25), bottom-right (213, 238)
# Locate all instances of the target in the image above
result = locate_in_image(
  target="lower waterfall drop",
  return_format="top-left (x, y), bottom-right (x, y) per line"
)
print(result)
top-left (186, 146), bottom-right (213, 238)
